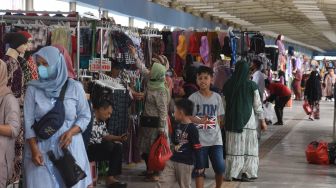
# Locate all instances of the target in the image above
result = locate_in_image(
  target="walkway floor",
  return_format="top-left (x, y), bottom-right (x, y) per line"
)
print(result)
top-left (96, 100), bottom-right (336, 188)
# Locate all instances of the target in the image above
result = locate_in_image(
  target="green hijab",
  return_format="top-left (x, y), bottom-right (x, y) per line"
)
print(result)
top-left (147, 62), bottom-right (167, 91)
top-left (223, 60), bottom-right (258, 133)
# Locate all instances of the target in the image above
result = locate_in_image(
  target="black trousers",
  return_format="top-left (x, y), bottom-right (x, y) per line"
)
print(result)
top-left (274, 95), bottom-right (291, 123)
top-left (87, 141), bottom-right (123, 176)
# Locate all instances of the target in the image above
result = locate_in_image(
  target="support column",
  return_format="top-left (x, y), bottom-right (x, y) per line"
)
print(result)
top-left (128, 17), bottom-right (134, 27)
top-left (102, 10), bottom-right (109, 19)
top-left (149, 22), bottom-right (154, 28)
top-left (25, 0), bottom-right (34, 11)
top-left (69, 1), bottom-right (76, 12)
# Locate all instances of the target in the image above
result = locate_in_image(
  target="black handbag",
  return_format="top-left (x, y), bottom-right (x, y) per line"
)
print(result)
top-left (47, 148), bottom-right (87, 187)
top-left (140, 115), bottom-right (160, 128)
top-left (32, 80), bottom-right (68, 140)
top-left (140, 92), bottom-right (160, 128)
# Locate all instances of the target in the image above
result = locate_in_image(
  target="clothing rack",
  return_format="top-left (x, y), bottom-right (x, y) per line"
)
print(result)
top-left (0, 10), bottom-right (97, 79)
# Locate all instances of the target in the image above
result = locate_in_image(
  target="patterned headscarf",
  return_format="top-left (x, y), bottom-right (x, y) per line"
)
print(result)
top-left (0, 60), bottom-right (11, 96)
top-left (28, 46), bottom-right (68, 98)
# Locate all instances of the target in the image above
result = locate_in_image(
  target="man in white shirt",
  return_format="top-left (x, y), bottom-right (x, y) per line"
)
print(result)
top-left (251, 59), bottom-right (266, 101)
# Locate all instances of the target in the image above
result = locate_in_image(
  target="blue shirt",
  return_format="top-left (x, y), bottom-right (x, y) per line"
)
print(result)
top-left (24, 79), bottom-right (92, 188)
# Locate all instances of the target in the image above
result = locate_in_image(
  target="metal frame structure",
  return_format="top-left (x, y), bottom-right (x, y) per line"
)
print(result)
top-left (0, 10), bottom-right (93, 78)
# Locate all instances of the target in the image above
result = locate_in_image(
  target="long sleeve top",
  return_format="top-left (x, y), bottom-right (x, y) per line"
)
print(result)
top-left (0, 94), bottom-right (20, 187)
top-left (23, 79), bottom-right (92, 188)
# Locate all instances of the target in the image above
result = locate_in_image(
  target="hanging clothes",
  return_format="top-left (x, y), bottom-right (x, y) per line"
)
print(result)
top-left (222, 36), bottom-right (231, 57)
top-left (249, 34), bottom-right (265, 54)
top-left (177, 34), bottom-right (187, 60)
top-left (188, 32), bottom-right (199, 56)
top-left (200, 36), bottom-right (210, 66)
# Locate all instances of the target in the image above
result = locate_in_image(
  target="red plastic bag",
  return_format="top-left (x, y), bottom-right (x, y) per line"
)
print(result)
top-left (148, 134), bottom-right (172, 171)
top-left (305, 141), bottom-right (329, 165)
top-left (303, 100), bottom-right (312, 115)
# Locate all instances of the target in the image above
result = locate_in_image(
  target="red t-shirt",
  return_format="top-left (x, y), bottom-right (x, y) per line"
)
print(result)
top-left (268, 83), bottom-right (291, 97)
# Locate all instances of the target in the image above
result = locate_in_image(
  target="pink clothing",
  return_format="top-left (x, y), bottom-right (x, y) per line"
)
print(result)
top-left (53, 44), bottom-right (76, 79)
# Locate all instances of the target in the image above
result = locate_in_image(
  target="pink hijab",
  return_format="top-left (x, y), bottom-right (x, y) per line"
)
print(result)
top-left (200, 36), bottom-right (210, 65)
top-left (52, 44), bottom-right (76, 79)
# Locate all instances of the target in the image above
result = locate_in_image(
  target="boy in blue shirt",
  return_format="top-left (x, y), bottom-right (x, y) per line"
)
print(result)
top-left (157, 99), bottom-right (202, 188)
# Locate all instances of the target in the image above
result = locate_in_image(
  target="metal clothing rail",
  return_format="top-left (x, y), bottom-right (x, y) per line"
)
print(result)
top-left (0, 10), bottom-right (87, 79)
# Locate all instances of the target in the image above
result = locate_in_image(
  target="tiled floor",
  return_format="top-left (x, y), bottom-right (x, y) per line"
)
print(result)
top-left (96, 100), bottom-right (336, 188)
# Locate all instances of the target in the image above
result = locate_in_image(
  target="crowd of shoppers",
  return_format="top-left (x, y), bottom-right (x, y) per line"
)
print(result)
top-left (2, 30), bottom-right (333, 188)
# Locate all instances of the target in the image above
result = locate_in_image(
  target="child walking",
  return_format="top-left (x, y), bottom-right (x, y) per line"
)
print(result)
top-left (156, 99), bottom-right (203, 188)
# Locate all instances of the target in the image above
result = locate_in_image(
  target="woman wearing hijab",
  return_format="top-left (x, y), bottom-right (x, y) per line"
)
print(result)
top-left (138, 61), bottom-right (170, 182)
top-left (291, 59), bottom-right (302, 100)
top-left (0, 60), bottom-right (21, 187)
top-left (304, 71), bottom-right (322, 121)
top-left (23, 46), bottom-right (92, 188)
top-left (223, 61), bottom-right (267, 182)
top-left (53, 44), bottom-right (77, 79)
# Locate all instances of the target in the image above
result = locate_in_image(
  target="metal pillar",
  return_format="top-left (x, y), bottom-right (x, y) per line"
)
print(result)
top-left (128, 17), bottom-right (134, 27)
top-left (149, 22), bottom-right (154, 28)
top-left (102, 10), bottom-right (109, 19)
top-left (69, 1), bottom-right (76, 12)
top-left (333, 86), bottom-right (336, 142)
top-left (25, 0), bottom-right (34, 11)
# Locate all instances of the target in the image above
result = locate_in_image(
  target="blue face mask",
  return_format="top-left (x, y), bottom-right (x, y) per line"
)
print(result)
top-left (38, 65), bottom-right (49, 79)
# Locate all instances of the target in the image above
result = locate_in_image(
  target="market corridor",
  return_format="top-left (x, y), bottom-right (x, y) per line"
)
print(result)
top-left (110, 101), bottom-right (336, 188)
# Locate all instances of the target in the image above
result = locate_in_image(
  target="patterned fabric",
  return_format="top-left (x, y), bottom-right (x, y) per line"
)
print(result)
top-left (139, 89), bottom-right (169, 154)
top-left (89, 118), bottom-right (109, 145)
top-left (3, 50), bottom-right (23, 99)
top-left (225, 90), bottom-right (264, 180)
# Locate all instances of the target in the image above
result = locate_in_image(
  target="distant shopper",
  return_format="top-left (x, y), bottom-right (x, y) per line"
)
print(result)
top-left (265, 80), bottom-right (291, 125)
top-left (292, 59), bottom-right (302, 100)
top-left (156, 99), bottom-right (202, 188)
top-left (304, 71), bottom-right (322, 120)
top-left (251, 59), bottom-right (265, 101)
top-left (223, 60), bottom-right (267, 182)
top-left (189, 66), bottom-right (225, 188)
top-left (324, 68), bottom-right (336, 101)
top-left (0, 60), bottom-right (21, 187)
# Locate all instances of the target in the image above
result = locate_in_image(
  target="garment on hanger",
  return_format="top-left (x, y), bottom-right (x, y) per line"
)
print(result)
top-left (249, 34), bottom-right (265, 54)
top-left (222, 36), bottom-right (231, 57)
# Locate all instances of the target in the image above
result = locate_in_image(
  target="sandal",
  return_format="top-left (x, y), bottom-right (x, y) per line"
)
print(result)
top-left (144, 175), bottom-right (159, 182)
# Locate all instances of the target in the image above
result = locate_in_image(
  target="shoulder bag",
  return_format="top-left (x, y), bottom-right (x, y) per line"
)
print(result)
top-left (32, 80), bottom-right (68, 140)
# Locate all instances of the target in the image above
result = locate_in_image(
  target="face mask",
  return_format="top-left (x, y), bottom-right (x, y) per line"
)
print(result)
top-left (38, 65), bottom-right (49, 79)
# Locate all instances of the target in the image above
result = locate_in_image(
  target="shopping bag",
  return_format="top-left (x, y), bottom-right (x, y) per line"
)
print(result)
top-left (148, 134), bottom-right (172, 171)
top-left (305, 141), bottom-right (330, 165)
top-left (285, 98), bottom-right (292, 107)
top-left (303, 100), bottom-right (312, 115)
top-left (263, 102), bottom-right (274, 121)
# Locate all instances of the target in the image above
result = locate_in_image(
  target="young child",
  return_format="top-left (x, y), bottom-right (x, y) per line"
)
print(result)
top-left (188, 66), bottom-right (225, 188)
top-left (157, 99), bottom-right (202, 188)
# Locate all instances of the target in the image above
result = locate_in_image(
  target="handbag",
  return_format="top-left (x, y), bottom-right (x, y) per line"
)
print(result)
top-left (140, 91), bottom-right (160, 128)
top-left (305, 141), bottom-right (330, 165)
top-left (32, 80), bottom-right (68, 140)
top-left (47, 148), bottom-right (87, 187)
top-left (148, 134), bottom-right (172, 171)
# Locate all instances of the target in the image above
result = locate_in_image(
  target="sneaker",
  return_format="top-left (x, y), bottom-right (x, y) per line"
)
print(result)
top-left (273, 122), bottom-right (284, 126)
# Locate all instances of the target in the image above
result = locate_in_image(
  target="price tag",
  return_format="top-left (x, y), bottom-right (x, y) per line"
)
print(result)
top-left (89, 58), bottom-right (111, 72)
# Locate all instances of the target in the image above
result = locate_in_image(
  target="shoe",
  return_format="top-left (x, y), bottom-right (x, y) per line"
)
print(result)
top-left (107, 181), bottom-right (127, 188)
top-left (241, 173), bottom-right (254, 182)
top-left (273, 122), bottom-right (284, 126)
top-left (309, 117), bottom-right (314, 121)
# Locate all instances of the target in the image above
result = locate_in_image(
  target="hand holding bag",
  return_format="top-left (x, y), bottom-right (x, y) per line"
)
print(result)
top-left (303, 100), bottom-right (312, 115)
top-left (32, 80), bottom-right (68, 140)
top-left (148, 134), bottom-right (172, 171)
top-left (47, 148), bottom-right (87, 187)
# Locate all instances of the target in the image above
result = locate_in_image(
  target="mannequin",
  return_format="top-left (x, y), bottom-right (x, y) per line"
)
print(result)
top-left (2, 32), bottom-right (28, 99)
top-left (275, 34), bottom-right (286, 71)
top-left (1, 32), bottom-right (28, 185)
